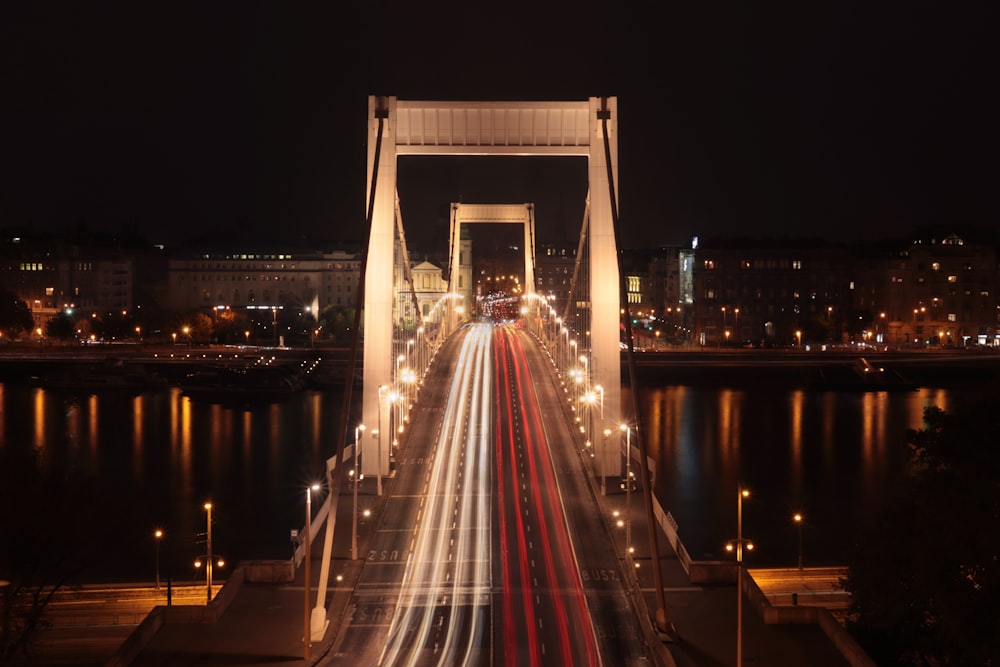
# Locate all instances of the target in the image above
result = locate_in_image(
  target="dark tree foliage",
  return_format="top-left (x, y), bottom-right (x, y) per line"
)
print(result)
top-left (45, 311), bottom-right (76, 340)
top-left (320, 306), bottom-right (357, 343)
top-left (843, 400), bottom-right (1000, 666)
top-left (0, 289), bottom-right (34, 338)
top-left (0, 442), bottom-right (128, 662)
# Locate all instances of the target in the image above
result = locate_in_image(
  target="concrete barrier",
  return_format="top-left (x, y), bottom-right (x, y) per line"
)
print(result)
top-left (105, 607), bottom-right (165, 667)
top-left (817, 609), bottom-right (878, 667)
top-left (106, 564), bottom-right (247, 665)
top-left (663, 505), bottom-right (876, 667)
top-left (243, 559), bottom-right (294, 584)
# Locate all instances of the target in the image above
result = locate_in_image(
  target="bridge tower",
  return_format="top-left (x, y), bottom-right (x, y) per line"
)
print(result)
top-left (363, 96), bottom-right (621, 480)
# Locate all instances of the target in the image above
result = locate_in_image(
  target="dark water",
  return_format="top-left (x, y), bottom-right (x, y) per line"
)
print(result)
top-left (642, 385), bottom-right (977, 567)
top-left (0, 378), bottom-right (980, 582)
top-left (0, 385), bottom-right (341, 583)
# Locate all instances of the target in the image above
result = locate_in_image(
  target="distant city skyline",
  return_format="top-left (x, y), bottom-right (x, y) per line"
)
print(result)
top-left (1, 4), bottom-right (993, 250)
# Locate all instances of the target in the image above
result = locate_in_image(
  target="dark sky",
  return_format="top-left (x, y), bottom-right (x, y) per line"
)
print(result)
top-left (1, 2), bottom-right (995, 251)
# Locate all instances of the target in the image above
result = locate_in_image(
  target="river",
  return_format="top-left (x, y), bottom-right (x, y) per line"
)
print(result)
top-left (0, 350), bottom-right (995, 582)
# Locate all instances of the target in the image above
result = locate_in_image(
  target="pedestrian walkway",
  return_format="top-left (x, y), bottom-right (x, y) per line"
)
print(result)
top-left (591, 472), bottom-right (857, 667)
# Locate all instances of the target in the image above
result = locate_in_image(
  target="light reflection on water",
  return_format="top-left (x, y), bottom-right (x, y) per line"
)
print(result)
top-left (644, 385), bottom-right (967, 567)
top-left (2, 384), bottom-right (344, 583)
top-left (0, 379), bottom-right (977, 581)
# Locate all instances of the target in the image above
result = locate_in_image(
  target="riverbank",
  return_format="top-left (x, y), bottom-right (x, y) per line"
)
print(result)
top-left (2, 342), bottom-right (999, 390)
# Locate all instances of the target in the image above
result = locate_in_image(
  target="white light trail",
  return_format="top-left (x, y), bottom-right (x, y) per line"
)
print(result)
top-left (380, 323), bottom-right (493, 666)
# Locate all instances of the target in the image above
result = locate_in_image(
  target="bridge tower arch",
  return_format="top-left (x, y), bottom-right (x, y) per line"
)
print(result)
top-left (363, 96), bottom-right (621, 479)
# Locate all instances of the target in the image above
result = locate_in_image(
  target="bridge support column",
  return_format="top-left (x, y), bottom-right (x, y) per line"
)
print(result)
top-left (588, 97), bottom-right (622, 479)
top-left (362, 96), bottom-right (397, 480)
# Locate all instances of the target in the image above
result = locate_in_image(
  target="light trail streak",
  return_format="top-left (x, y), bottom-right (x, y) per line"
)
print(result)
top-left (496, 326), bottom-right (601, 667)
top-left (380, 323), bottom-right (493, 666)
top-left (494, 327), bottom-right (542, 667)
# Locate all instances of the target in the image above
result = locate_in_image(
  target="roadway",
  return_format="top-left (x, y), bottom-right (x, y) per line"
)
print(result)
top-left (322, 322), bottom-right (646, 666)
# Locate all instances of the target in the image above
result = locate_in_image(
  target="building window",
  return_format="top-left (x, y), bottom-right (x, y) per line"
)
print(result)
top-left (703, 260), bottom-right (715, 270)
top-left (947, 275), bottom-right (958, 283)
top-left (948, 313), bottom-right (956, 322)
top-left (931, 262), bottom-right (941, 271)
top-left (792, 260), bottom-right (802, 270)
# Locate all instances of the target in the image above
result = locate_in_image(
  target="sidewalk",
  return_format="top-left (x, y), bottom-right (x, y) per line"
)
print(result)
top-left (117, 470), bottom-right (386, 666)
top-left (592, 474), bottom-right (856, 667)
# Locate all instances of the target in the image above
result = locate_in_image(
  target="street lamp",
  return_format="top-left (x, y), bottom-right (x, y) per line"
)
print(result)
top-left (601, 428), bottom-right (611, 496)
top-left (734, 308), bottom-right (740, 341)
top-left (352, 424), bottom-right (365, 560)
top-left (726, 486), bottom-right (753, 667)
top-left (620, 424), bottom-right (634, 563)
top-left (154, 529), bottom-right (163, 591)
top-left (183, 326), bottom-right (191, 348)
top-left (203, 502), bottom-right (213, 604)
top-left (388, 389), bottom-right (400, 452)
top-left (377, 385), bottom-right (388, 496)
top-left (582, 391), bottom-right (596, 471)
top-left (793, 513), bottom-right (804, 571)
top-left (796, 330), bottom-right (802, 349)
top-left (303, 483), bottom-right (320, 660)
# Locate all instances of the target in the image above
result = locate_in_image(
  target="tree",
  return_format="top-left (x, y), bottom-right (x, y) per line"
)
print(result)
top-left (319, 306), bottom-right (356, 343)
top-left (45, 312), bottom-right (76, 341)
top-left (843, 401), bottom-right (1000, 666)
top-left (0, 443), bottom-right (127, 663)
top-left (0, 289), bottom-right (34, 339)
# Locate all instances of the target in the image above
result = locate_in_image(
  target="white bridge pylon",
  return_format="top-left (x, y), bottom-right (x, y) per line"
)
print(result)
top-left (362, 96), bottom-right (622, 479)
top-left (448, 202), bottom-right (536, 307)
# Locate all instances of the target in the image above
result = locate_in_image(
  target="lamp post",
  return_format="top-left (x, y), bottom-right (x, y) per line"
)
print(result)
top-left (388, 390), bottom-right (400, 454)
top-left (601, 428), bottom-right (611, 496)
top-left (416, 327), bottom-right (424, 374)
top-left (793, 513), bottom-right (804, 571)
top-left (561, 327), bottom-right (569, 371)
top-left (725, 486), bottom-right (752, 667)
top-left (620, 424), bottom-right (633, 563)
top-left (204, 502), bottom-right (213, 604)
top-left (796, 330), bottom-right (802, 349)
top-left (303, 483), bottom-right (320, 660)
top-left (377, 385), bottom-right (388, 496)
top-left (154, 529), bottom-right (163, 591)
top-left (582, 391), bottom-right (596, 474)
top-left (396, 354), bottom-right (406, 423)
top-left (734, 308), bottom-right (740, 342)
top-left (721, 307), bottom-right (727, 348)
top-left (352, 424), bottom-right (365, 561)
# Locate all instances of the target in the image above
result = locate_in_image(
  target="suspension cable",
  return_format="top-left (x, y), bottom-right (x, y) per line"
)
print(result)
top-left (599, 97), bottom-right (676, 640)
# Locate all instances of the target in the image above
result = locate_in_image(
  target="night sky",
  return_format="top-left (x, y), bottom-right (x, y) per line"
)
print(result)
top-left (1, 2), bottom-right (995, 251)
